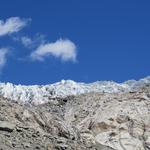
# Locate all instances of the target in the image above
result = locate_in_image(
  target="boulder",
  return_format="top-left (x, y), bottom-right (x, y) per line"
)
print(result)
top-left (0, 121), bottom-right (15, 132)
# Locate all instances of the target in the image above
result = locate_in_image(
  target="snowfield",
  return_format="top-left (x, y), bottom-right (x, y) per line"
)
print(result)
top-left (0, 76), bottom-right (149, 105)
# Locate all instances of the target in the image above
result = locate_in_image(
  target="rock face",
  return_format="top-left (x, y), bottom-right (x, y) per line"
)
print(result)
top-left (0, 84), bottom-right (149, 149)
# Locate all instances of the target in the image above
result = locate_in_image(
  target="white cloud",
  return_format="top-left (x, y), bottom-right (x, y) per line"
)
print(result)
top-left (0, 48), bottom-right (9, 70)
top-left (21, 36), bottom-right (32, 47)
top-left (0, 17), bottom-right (30, 36)
top-left (20, 34), bottom-right (45, 48)
top-left (30, 39), bottom-right (77, 62)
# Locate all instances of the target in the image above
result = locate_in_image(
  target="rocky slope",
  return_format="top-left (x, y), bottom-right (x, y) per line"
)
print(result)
top-left (0, 78), bottom-right (149, 149)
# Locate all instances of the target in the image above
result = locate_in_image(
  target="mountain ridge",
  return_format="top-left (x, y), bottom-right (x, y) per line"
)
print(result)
top-left (0, 76), bottom-right (150, 105)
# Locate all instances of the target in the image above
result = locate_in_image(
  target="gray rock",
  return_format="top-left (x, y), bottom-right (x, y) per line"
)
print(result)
top-left (0, 121), bottom-right (15, 132)
top-left (0, 84), bottom-right (149, 149)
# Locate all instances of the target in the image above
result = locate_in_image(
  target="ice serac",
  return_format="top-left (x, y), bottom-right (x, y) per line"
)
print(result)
top-left (0, 76), bottom-right (149, 105)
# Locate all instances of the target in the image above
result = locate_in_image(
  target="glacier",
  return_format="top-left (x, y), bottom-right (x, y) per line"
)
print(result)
top-left (0, 76), bottom-right (149, 105)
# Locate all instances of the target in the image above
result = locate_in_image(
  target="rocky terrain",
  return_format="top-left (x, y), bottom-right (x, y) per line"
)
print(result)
top-left (0, 79), bottom-right (149, 149)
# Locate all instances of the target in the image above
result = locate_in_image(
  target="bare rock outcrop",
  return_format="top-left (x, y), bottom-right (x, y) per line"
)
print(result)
top-left (0, 85), bottom-right (149, 149)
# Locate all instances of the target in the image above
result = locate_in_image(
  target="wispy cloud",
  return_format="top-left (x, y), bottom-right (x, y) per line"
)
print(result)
top-left (13, 34), bottom-right (46, 49)
top-left (0, 48), bottom-right (9, 71)
top-left (30, 39), bottom-right (77, 62)
top-left (20, 34), bottom-right (45, 48)
top-left (0, 17), bottom-right (78, 73)
top-left (0, 17), bottom-right (30, 37)
top-left (21, 36), bottom-right (32, 47)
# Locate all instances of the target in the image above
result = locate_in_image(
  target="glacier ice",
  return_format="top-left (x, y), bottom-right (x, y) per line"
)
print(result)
top-left (0, 76), bottom-right (149, 105)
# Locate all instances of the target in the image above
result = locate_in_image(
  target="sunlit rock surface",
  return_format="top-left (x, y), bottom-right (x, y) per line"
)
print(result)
top-left (0, 77), bottom-right (149, 149)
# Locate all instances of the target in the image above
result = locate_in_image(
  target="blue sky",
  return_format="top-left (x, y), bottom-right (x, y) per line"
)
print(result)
top-left (0, 0), bottom-right (150, 85)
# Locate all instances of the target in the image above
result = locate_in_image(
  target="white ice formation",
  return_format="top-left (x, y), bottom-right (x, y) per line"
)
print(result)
top-left (0, 76), bottom-right (149, 105)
